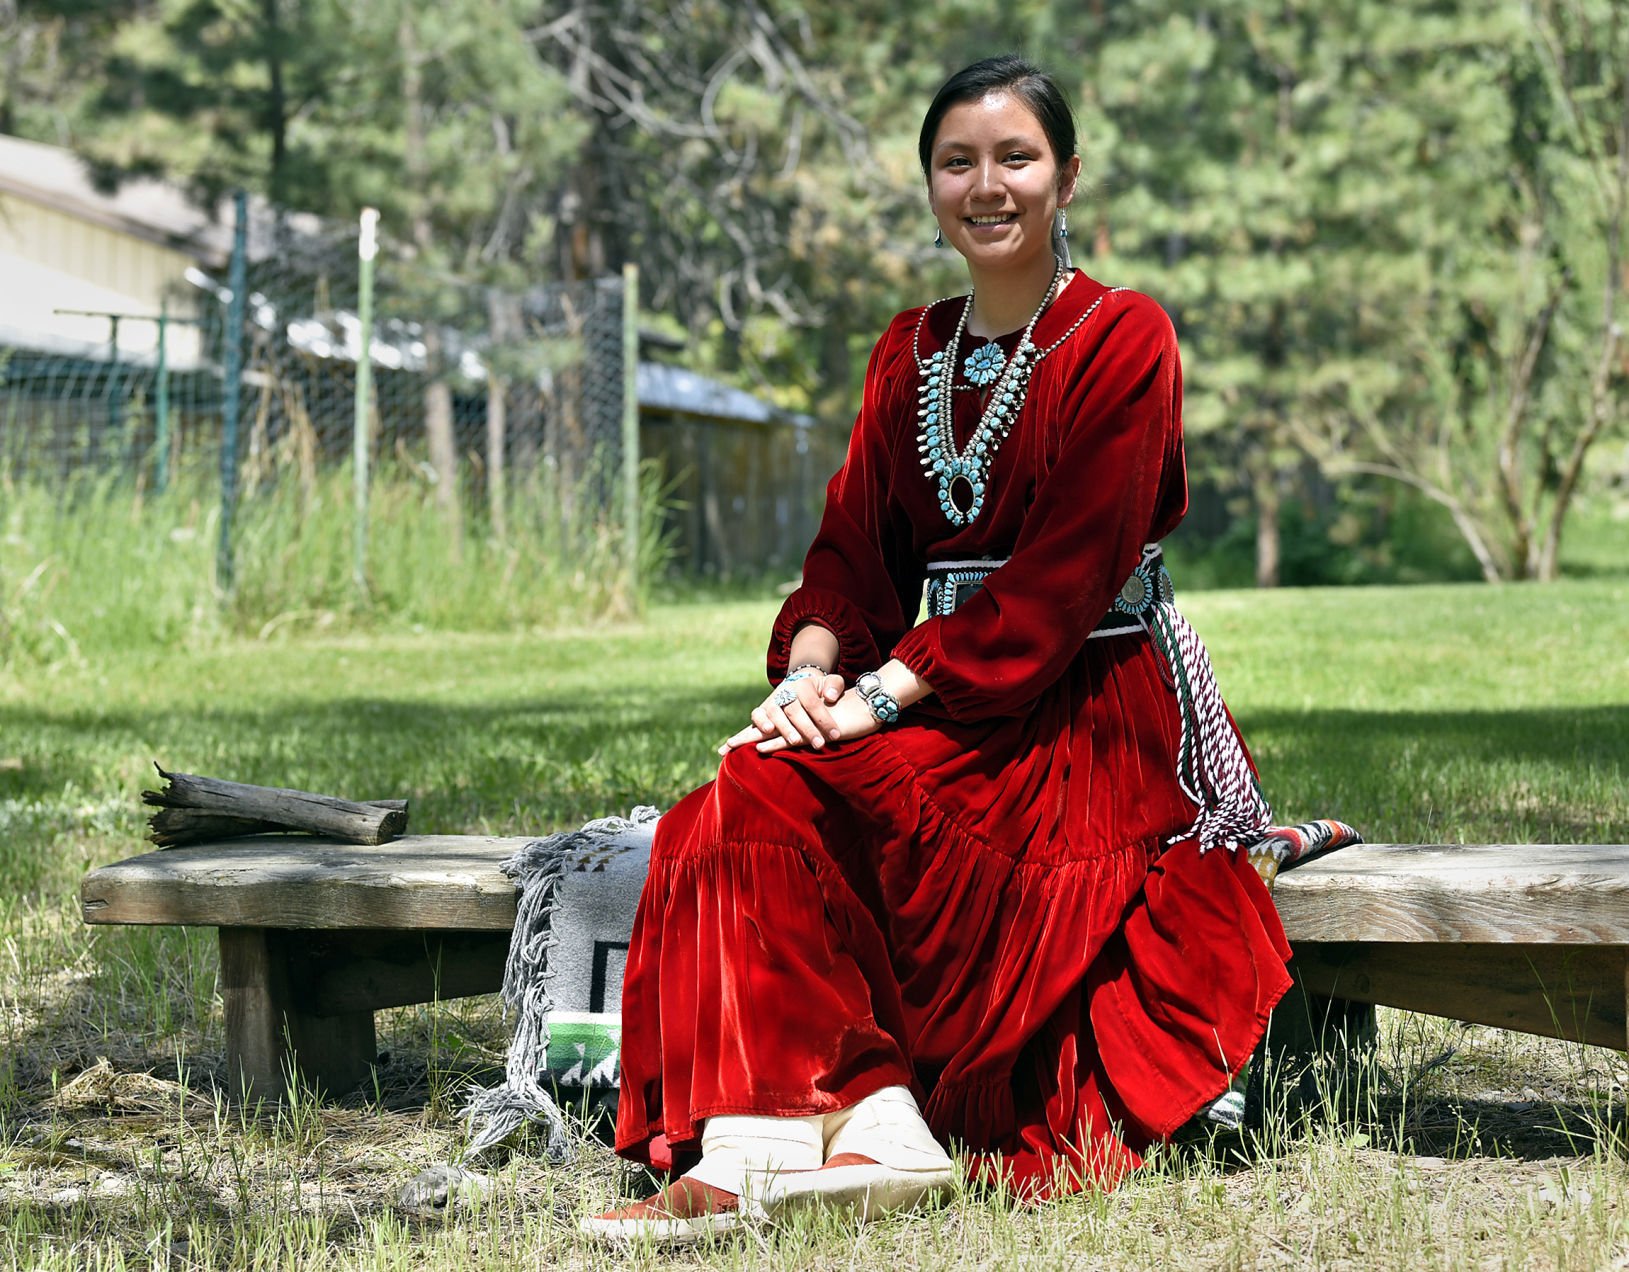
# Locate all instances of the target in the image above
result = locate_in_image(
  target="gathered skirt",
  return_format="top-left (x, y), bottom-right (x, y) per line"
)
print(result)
top-left (613, 633), bottom-right (1292, 1198)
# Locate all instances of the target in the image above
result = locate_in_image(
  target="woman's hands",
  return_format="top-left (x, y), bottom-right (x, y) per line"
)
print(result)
top-left (722, 622), bottom-right (932, 756)
top-left (721, 671), bottom-right (852, 755)
top-left (720, 657), bottom-right (933, 756)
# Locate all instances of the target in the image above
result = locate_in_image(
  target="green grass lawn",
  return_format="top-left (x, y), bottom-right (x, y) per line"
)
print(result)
top-left (1, 578), bottom-right (1628, 1268)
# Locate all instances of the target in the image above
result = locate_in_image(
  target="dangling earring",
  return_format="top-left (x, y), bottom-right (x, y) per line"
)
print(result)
top-left (1053, 208), bottom-right (1072, 269)
top-left (934, 226), bottom-right (944, 249)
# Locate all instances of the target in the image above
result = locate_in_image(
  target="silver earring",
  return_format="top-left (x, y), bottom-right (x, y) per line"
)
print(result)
top-left (934, 226), bottom-right (944, 249)
top-left (1054, 208), bottom-right (1073, 268)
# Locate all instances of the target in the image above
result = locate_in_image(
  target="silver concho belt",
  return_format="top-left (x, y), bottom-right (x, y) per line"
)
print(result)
top-left (923, 544), bottom-right (1173, 638)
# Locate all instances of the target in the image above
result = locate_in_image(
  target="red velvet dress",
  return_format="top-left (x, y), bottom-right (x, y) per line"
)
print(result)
top-left (614, 271), bottom-right (1293, 1197)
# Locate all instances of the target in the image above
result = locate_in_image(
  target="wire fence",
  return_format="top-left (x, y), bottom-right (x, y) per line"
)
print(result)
top-left (2, 192), bottom-right (646, 592)
top-left (2, 189), bottom-right (841, 616)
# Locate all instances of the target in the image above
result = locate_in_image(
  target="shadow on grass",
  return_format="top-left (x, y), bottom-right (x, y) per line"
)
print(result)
top-left (1244, 704), bottom-right (1629, 841)
top-left (0, 938), bottom-right (518, 1133)
top-left (1244, 705), bottom-right (1629, 769)
top-left (1188, 1091), bottom-right (1627, 1174)
top-left (1, 698), bottom-right (1625, 881)
top-left (5, 697), bottom-right (1626, 799)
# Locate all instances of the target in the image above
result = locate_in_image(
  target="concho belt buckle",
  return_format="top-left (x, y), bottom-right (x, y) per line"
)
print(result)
top-left (928, 569), bottom-right (989, 617)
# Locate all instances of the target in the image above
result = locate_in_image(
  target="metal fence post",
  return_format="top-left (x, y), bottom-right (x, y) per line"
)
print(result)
top-left (104, 314), bottom-right (122, 468)
top-left (217, 190), bottom-right (249, 594)
top-left (153, 300), bottom-right (170, 494)
top-left (621, 261), bottom-right (640, 599)
top-left (354, 208), bottom-right (379, 598)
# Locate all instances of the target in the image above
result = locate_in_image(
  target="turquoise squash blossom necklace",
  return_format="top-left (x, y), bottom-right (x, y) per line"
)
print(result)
top-left (915, 262), bottom-right (1095, 527)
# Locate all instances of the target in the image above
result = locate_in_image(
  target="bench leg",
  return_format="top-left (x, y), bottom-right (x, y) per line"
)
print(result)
top-left (1247, 961), bottom-right (1378, 1128)
top-left (219, 928), bottom-right (376, 1103)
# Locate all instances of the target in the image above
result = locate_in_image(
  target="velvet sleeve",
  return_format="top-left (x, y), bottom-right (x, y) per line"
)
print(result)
top-left (767, 314), bottom-right (924, 685)
top-left (891, 294), bottom-right (1186, 722)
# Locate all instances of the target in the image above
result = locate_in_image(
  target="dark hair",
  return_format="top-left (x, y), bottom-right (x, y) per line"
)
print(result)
top-left (917, 55), bottom-right (1077, 177)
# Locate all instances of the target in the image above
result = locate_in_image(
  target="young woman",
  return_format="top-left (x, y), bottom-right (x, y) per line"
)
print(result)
top-left (583, 55), bottom-right (1292, 1244)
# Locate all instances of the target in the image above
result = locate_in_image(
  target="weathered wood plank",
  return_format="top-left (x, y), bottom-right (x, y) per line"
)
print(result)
top-left (220, 927), bottom-right (286, 1101)
top-left (85, 839), bottom-right (1629, 943)
top-left (1292, 940), bottom-right (1629, 1049)
top-left (1275, 843), bottom-right (1629, 944)
top-left (289, 929), bottom-right (510, 1015)
top-left (84, 837), bottom-right (1629, 1107)
top-left (142, 767), bottom-right (408, 846)
top-left (82, 836), bottom-right (530, 930)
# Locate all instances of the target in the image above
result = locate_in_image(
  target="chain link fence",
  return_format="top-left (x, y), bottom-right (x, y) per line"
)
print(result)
top-left (4, 195), bottom-right (635, 579)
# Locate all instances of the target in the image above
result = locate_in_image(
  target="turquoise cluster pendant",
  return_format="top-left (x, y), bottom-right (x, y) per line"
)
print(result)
top-left (916, 343), bottom-right (1035, 525)
top-left (963, 341), bottom-right (1006, 387)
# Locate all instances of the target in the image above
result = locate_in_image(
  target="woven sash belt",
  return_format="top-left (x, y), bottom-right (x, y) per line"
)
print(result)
top-left (923, 545), bottom-right (1172, 638)
top-left (923, 544), bottom-right (1273, 851)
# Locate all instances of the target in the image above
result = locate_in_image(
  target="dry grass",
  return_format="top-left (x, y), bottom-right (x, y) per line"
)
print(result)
top-left (4, 974), bottom-right (1628, 1270)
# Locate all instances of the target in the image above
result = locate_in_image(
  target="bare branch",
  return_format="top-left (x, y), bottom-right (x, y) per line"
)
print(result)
top-left (1323, 460), bottom-right (1508, 582)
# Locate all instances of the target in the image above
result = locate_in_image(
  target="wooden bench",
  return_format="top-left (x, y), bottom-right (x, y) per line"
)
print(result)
top-left (80, 837), bottom-right (1629, 1102)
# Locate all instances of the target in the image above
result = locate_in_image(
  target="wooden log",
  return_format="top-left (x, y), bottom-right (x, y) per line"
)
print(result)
top-left (141, 766), bottom-right (408, 846)
top-left (149, 810), bottom-right (285, 848)
top-left (148, 800), bottom-right (409, 848)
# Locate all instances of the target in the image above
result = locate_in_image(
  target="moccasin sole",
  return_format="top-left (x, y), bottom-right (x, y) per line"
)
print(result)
top-left (766, 1164), bottom-right (956, 1222)
top-left (577, 1205), bottom-right (752, 1245)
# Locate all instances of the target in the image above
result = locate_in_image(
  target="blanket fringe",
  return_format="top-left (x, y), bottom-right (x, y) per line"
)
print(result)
top-left (460, 806), bottom-right (661, 1159)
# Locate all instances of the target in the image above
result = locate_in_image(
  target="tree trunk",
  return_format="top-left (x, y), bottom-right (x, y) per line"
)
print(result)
top-left (0, 2), bottom-right (22, 137)
top-left (1529, 0), bottom-right (1629, 582)
top-left (400, 9), bottom-right (463, 557)
top-left (485, 288), bottom-right (522, 543)
top-left (1254, 459), bottom-right (1281, 589)
top-left (560, 0), bottom-right (608, 282)
top-left (261, 0), bottom-right (288, 208)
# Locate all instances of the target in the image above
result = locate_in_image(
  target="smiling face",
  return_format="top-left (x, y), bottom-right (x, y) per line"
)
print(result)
top-left (927, 90), bottom-right (1079, 277)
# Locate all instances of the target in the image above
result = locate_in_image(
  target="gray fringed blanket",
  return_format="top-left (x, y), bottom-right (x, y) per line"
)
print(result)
top-left (461, 806), bottom-right (659, 1159)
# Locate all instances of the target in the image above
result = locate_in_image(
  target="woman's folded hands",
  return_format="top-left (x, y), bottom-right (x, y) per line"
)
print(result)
top-left (721, 672), bottom-right (871, 755)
